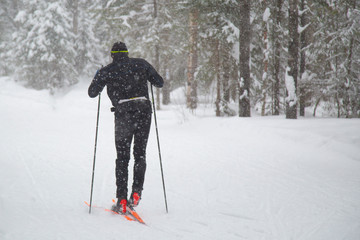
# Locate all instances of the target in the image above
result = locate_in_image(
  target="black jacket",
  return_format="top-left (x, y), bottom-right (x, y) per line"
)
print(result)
top-left (88, 54), bottom-right (163, 113)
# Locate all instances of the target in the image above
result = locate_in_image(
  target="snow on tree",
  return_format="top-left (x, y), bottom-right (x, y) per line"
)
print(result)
top-left (251, 0), bottom-right (287, 116)
top-left (182, 1), bottom-right (239, 115)
top-left (0, 0), bottom-right (359, 117)
top-left (10, 0), bottom-right (77, 92)
top-left (285, 0), bottom-right (299, 119)
top-left (95, 0), bottom-right (185, 108)
top-left (0, 0), bottom-right (20, 75)
top-left (307, 0), bottom-right (360, 117)
top-left (70, 0), bottom-right (103, 76)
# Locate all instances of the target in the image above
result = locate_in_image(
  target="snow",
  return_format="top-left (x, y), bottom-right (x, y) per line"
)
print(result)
top-left (298, 23), bottom-right (311, 34)
top-left (239, 89), bottom-right (248, 100)
top-left (285, 67), bottom-right (297, 107)
top-left (298, 8), bottom-right (308, 16)
top-left (263, 8), bottom-right (271, 22)
top-left (14, 10), bottom-right (27, 24)
top-left (1, 77), bottom-right (360, 240)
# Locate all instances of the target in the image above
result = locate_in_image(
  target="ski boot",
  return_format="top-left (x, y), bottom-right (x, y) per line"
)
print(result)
top-left (111, 199), bottom-right (127, 214)
top-left (128, 192), bottom-right (141, 207)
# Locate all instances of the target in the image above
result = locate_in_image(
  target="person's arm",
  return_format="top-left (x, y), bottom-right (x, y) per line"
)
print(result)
top-left (147, 64), bottom-right (164, 88)
top-left (88, 69), bottom-right (106, 98)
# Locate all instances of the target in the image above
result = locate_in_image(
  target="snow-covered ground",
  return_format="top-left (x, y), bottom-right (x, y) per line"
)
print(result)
top-left (1, 77), bottom-right (360, 240)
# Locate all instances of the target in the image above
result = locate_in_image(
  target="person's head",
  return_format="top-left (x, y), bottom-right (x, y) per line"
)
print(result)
top-left (111, 42), bottom-right (128, 58)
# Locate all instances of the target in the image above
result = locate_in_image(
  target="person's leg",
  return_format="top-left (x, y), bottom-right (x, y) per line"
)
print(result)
top-left (115, 112), bottom-right (134, 200)
top-left (131, 111), bottom-right (151, 200)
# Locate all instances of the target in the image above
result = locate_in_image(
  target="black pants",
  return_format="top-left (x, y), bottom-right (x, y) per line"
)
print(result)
top-left (114, 108), bottom-right (151, 200)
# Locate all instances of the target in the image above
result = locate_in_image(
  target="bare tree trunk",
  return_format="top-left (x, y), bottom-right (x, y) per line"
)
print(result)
top-left (186, 8), bottom-right (198, 110)
top-left (153, 0), bottom-right (161, 110)
top-left (73, 0), bottom-right (79, 35)
top-left (346, 35), bottom-right (354, 118)
top-left (162, 68), bottom-right (171, 105)
top-left (231, 60), bottom-right (239, 102)
top-left (215, 39), bottom-right (221, 117)
top-left (261, 0), bottom-right (269, 116)
top-left (299, 0), bottom-right (307, 117)
top-left (334, 2), bottom-right (340, 118)
top-left (222, 44), bottom-right (231, 103)
top-left (72, 0), bottom-right (80, 72)
top-left (345, 0), bottom-right (356, 118)
top-left (313, 97), bottom-right (321, 117)
top-left (221, 44), bottom-right (236, 117)
top-left (336, 95), bottom-right (341, 118)
top-left (273, 0), bottom-right (283, 115)
top-left (155, 45), bottom-right (161, 110)
top-left (238, 0), bottom-right (251, 117)
top-left (285, 0), bottom-right (299, 119)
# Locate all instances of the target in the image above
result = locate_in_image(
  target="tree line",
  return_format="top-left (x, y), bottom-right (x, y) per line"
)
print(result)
top-left (0, 0), bottom-right (359, 118)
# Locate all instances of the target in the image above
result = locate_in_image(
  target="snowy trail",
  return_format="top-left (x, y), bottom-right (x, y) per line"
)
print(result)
top-left (1, 78), bottom-right (360, 239)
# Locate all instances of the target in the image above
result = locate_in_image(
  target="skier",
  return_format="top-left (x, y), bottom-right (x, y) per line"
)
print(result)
top-left (88, 42), bottom-right (164, 213)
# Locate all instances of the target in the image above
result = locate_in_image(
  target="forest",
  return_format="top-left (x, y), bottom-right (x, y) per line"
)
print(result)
top-left (0, 0), bottom-right (359, 118)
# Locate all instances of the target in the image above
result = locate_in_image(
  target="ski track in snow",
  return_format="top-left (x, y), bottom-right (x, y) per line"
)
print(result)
top-left (1, 78), bottom-right (360, 240)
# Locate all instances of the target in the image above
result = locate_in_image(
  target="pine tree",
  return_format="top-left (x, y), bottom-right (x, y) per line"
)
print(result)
top-left (1, 0), bottom-right (358, 117)
top-left (70, 0), bottom-right (103, 76)
top-left (205, 1), bottom-right (238, 116)
top-left (0, 0), bottom-right (20, 75)
top-left (11, 0), bottom-right (77, 92)
top-left (96, 0), bottom-right (185, 107)
top-left (308, 0), bottom-right (360, 117)
top-left (183, 1), bottom-right (239, 116)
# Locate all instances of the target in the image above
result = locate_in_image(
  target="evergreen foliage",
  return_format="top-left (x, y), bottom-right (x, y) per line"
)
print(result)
top-left (0, 0), bottom-right (359, 117)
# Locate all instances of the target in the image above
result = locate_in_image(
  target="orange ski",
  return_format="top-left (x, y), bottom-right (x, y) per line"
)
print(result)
top-left (84, 201), bottom-right (134, 222)
top-left (112, 199), bottom-right (146, 225)
top-left (126, 205), bottom-right (146, 225)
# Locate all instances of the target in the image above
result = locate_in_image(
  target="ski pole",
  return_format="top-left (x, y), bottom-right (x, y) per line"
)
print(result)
top-left (150, 85), bottom-right (168, 213)
top-left (89, 93), bottom-right (101, 214)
